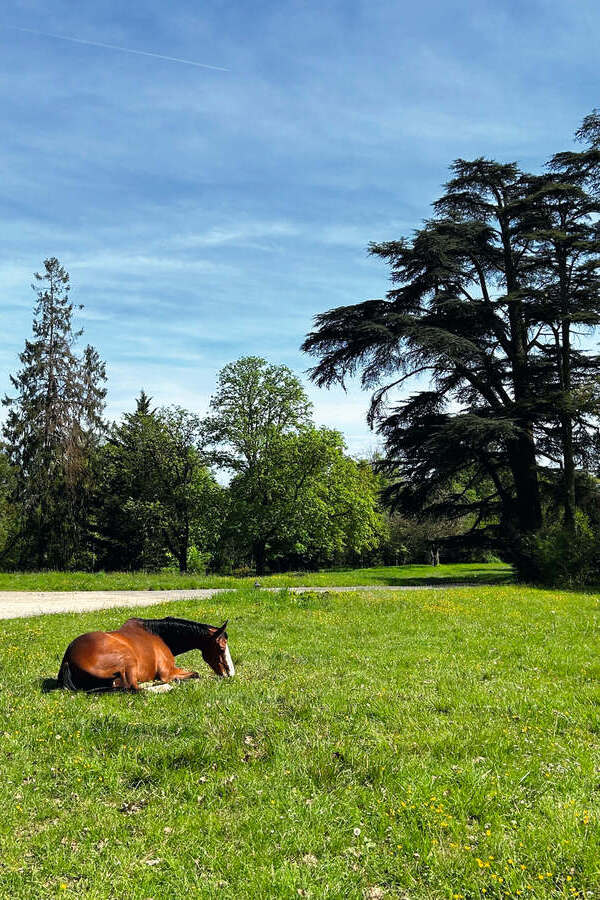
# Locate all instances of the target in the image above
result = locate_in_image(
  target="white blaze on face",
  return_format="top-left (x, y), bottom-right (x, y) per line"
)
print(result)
top-left (224, 643), bottom-right (235, 677)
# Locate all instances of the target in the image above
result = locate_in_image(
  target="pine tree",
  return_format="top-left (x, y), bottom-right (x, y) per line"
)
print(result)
top-left (134, 389), bottom-right (155, 416)
top-left (3, 258), bottom-right (106, 567)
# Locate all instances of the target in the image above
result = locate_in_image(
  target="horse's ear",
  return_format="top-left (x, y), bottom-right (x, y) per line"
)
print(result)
top-left (213, 620), bottom-right (228, 639)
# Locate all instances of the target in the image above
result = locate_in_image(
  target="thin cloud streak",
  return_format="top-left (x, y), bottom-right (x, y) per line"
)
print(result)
top-left (2, 24), bottom-right (230, 71)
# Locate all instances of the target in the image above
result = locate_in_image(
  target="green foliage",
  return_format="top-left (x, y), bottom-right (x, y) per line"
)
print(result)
top-left (1, 585), bottom-right (599, 897)
top-left (0, 448), bottom-right (18, 564)
top-left (528, 511), bottom-right (598, 586)
top-left (204, 355), bottom-right (312, 474)
top-left (162, 545), bottom-right (211, 575)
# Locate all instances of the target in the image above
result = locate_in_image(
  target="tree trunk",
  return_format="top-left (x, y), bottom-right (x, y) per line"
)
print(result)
top-left (178, 545), bottom-right (188, 573)
top-left (254, 540), bottom-right (267, 576)
top-left (178, 518), bottom-right (190, 573)
top-left (508, 428), bottom-right (542, 534)
top-left (501, 209), bottom-right (543, 538)
top-left (561, 419), bottom-right (576, 533)
top-left (560, 319), bottom-right (576, 534)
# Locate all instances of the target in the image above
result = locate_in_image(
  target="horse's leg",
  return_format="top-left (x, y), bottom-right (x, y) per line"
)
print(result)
top-left (156, 656), bottom-right (199, 684)
top-left (171, 667), bottom-right (200, 682)
top-left (115, 667), bottom-right (140, 692)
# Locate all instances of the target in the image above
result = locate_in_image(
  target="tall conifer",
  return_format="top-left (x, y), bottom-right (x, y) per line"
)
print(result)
top-left (3, 258), bottom-right (106, 567)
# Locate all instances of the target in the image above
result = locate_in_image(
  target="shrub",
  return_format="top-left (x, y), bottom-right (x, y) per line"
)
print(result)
top-left (186, 545), bottom-right (211, 574)
top-left (529, 511), bottom-right (599, 586)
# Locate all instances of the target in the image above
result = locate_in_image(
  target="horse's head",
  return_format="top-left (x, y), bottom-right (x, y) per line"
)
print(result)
top-left (202, 620), bottom-right (235, 677)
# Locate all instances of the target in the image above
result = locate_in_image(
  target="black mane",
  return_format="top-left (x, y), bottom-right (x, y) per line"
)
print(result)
top-left (134, 616), bottom-right (222, 657)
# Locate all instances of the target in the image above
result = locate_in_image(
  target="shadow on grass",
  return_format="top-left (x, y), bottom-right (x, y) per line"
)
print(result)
top-left (364, 566), bottom-right (514, 587)
top-left (40, 677), bottom-right (59, 692)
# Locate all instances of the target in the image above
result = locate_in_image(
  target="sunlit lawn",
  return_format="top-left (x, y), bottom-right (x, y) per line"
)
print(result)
top-left (0, 562), bottom-right (512, 591)
top-left (0, 584), bottom-right (598, 898)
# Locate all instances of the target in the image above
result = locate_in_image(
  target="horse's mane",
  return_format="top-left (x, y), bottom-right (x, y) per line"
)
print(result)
top-left (134, 616), bottom-right (222, 657)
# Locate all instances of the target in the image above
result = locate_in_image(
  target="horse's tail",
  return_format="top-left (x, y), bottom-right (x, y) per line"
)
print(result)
top-left (57, 657), bottom-right (78, 691)
top-left (57, 657), bottom-right (118, 693)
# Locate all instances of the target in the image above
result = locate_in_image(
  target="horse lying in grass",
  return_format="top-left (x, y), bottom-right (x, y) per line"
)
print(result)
top-left (57, 616), bottom-right (234, 692)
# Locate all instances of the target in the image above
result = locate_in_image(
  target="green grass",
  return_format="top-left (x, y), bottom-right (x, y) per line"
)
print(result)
top-left (0, 562), bottom-right (512, 591)
top-left (1, 584), bottom-right (598, 898)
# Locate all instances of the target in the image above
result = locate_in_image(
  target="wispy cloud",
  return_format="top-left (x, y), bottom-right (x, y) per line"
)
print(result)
top-left (2, 24), bottom-right (229, 71)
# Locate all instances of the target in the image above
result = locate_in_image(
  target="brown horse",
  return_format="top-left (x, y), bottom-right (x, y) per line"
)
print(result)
top-left (57, 616), bottom-right (234, 691)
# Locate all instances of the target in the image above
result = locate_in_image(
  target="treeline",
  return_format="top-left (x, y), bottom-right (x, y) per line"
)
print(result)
top-left (304, 110), bottom-right (600, 584)
top-left (5, 111), bottom-right (600, 584)
top-left (0, 260), bottom-right (387, 573)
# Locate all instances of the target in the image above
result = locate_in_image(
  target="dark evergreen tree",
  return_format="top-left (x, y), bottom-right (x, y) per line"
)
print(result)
top-left (96, 398), bottom-right (223, 572)
top-left (302, 117), bottom-right (600, 579)
top-left (521, 172), bottom-right (600, 531)
top-left (3, 258), bottom-right (106, 568)
top-left (134, 389), bottom-right (155, 416)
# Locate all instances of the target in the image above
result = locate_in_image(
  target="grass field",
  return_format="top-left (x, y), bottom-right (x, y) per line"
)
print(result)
top-left (0, 562), bottom-right (512, 591)
top-left (1, 584), bottom-right (598, 898)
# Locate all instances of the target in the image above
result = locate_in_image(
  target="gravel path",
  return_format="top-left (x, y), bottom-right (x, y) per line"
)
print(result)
top-left (0, 584), bottom-right (453, 620)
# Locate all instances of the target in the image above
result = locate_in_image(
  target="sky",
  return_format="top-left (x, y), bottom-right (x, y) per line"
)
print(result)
top-left (1, 0), bottom-right (598, 455)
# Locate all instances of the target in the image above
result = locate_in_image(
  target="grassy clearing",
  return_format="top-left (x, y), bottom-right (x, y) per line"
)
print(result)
top-left (1, 585), bottom-right (599, 899)
top-left (0, 562), bottom-right (512, 591)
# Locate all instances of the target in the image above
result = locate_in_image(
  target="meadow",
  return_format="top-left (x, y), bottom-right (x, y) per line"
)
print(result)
top-left (0, 562), bottom-right (512, 591)
top-left (0, 584), bottom-right (598, 898)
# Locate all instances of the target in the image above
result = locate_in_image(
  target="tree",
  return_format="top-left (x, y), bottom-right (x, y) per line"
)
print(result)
top-left (519, 171), bottom-right (600, 532)
top-left (205, 357), bottom-right (383, 573)
top-left (224, 427), bottom-right (384, 572)
top-left (0, 447), bottom-right (18, 564)
top-left (3, 258), bottom-right (106, 568)
top-left (153, 406), bottom-right (224, 572)
top-left (97, 397), bottom-right (224, 571)
top-left (204, 356), bottom-right (313, 474)
top-left (302, 118), bottom-right (600, 578)
top-left (203, 356), bottom-right (313, 572)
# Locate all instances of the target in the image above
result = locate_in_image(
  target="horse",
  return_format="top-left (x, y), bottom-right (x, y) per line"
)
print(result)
top-left (57, 616), bottom-right (234, 692)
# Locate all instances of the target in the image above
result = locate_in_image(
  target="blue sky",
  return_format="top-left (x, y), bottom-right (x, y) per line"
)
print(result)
top-left (1, 0), bottom-right (598, 454)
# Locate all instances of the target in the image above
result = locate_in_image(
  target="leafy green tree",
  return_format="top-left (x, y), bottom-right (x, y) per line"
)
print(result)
top-left (204, 356), bottom-right (312, 474)
top-left (153, 406), bottom-right (225, 572)
top-left (302, 117), bottom-right (600, 579)
top-left (97, 397), bottom-right (224, 571)
top-left (3, 258), bottom-right (106, 568)
top-left (224, 427), bottom-right (384, 572)
top-left (205, 358), bottom-right (383, 572)
top-left (204, 356), bottom-right (313, 571)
